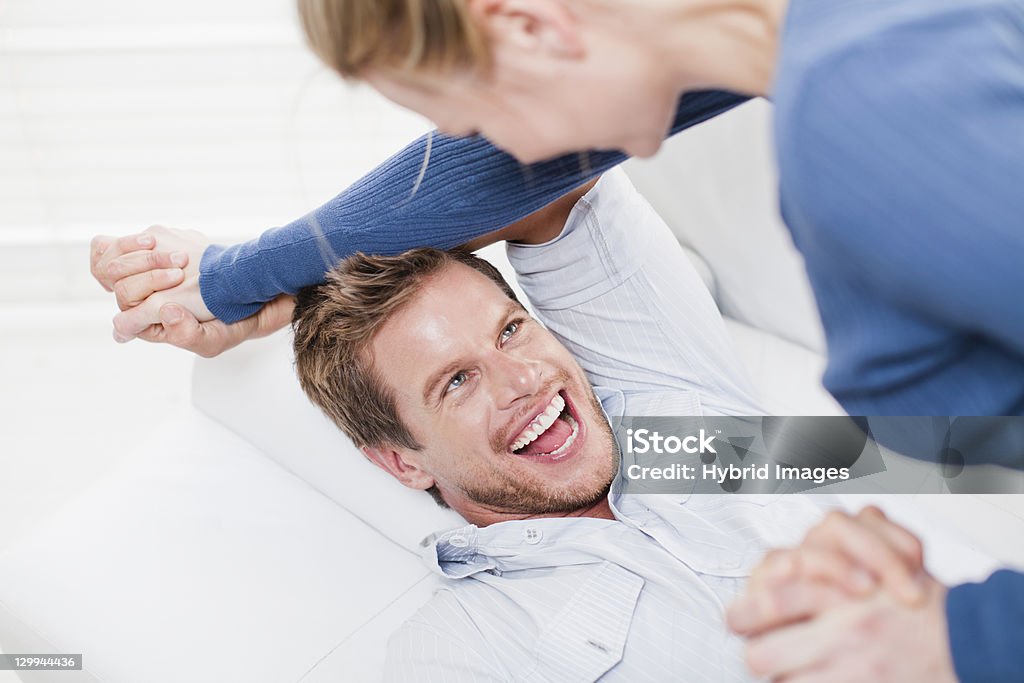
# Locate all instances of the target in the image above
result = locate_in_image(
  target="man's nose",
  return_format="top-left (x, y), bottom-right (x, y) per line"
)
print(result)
top-left (489, 352), bottom-right (543, 409)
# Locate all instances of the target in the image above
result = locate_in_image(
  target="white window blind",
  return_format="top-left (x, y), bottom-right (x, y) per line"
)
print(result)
top-left (0, 0), bottom-right (431, 301)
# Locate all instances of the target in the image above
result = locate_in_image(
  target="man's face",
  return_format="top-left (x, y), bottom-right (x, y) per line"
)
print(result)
top-left (369, 262), bottom-right (617, 517)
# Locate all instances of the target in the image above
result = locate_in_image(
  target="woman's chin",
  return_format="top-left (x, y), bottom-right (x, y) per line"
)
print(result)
top-left (624, 134), bottom-right (665, 159)
top-left (504, 142), bottom-right (571, 165)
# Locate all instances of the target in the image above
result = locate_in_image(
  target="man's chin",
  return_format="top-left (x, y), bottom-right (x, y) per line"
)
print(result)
top-left (459, 446), bottom-right (617, 517)
top-left (480, 480), bottom-right (613, 517)
top-left (521, 429), bottom-right (619, 516)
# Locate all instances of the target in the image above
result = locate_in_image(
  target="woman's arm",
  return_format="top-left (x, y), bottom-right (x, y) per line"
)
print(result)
top-left (203, 90), bottom-right (745, 322)
top-left (103, 179), bottom-right (597, 356)
top-left (95, 90), bottom-right (747, 337)
top-left (947, 570), bottom-right (1024, 683)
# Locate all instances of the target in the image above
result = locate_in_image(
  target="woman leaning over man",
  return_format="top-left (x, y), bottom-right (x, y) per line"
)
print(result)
top-left (93, 0), bottom-right (1024, 417)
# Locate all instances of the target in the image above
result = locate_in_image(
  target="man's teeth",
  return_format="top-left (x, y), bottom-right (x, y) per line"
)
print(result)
top-left (510, 394), bottom-right (566, 452)
top-left (516, 413), bottom-right (578, 458)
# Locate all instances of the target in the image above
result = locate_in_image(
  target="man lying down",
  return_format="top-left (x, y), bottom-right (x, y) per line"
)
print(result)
top-left (290, 169), bottom-right (830, 681)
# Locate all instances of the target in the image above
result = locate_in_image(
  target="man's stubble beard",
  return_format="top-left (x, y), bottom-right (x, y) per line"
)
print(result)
top-left (459, 382), bottom-right (619, 516)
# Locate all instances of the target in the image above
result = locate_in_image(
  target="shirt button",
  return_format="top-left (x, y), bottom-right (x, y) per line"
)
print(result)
top-left (523, 527), bottom-right (543, 545)
top-left (448, 534), bottom-right (469, 548)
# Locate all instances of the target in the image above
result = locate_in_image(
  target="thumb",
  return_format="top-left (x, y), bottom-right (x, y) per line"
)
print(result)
top-left (159, 303), bottom-right (256, 357)
top-left (158, 303), bottom-right (204, 350)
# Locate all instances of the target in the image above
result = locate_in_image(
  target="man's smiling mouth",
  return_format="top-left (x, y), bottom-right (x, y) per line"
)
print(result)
top-left (509, 391), bottom-right (580, 459)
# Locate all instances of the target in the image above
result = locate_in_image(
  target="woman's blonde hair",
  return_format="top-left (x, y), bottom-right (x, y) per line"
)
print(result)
top-left (297, 0), bottom-right (492, 78)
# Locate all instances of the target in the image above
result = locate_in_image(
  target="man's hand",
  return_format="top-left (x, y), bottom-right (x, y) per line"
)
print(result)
top-left (727, 507), bottom-right (954, 683)
top-left (137, 294), bottom-right (295, 358)
top-left (728, 506), bottom-right (927, 636)
top-left (90, 225), bottom-right (214, 341)
top-left (743, 578), bottom-right (957, 683)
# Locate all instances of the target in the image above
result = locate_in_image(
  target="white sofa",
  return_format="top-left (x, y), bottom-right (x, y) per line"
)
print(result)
top-left (0, 101), bottom-right (852, 682)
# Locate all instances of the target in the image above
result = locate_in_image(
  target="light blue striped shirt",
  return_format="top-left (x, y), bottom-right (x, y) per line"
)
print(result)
top-left (384, 171), bottom-right (826, 681)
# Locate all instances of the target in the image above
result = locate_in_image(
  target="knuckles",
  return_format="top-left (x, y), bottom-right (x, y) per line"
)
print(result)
top-left (90, 236), bottom-right (110, 260)
top-left (808, 511), bottom-right (851, 543)
top-left (824, 509), bottom-right (852, 528)
top-left (859, 505), bottom-right (886, 521)
top-left (112, 281), bottom-right (132, 308)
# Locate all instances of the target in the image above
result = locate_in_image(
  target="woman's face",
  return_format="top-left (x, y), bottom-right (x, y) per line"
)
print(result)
top-left (366, 1), bottom-right (681, 163)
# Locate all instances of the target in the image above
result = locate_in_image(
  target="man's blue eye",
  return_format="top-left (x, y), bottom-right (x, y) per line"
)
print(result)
top-left (500, 321), bottom-right (519, 343)
top-left (446, 371), bottom-right (468, 393)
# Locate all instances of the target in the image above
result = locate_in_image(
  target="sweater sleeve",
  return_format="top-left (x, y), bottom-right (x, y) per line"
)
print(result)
top-left (946, 570), bottom-right (1024, 683)
top-left (199, 90), bottom-right (747, 322)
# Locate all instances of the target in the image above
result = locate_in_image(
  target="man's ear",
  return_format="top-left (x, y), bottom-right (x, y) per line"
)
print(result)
top-left (361, 444), bottom-right (436, 491)
top-left (468, 0), bottom-right (583, 58)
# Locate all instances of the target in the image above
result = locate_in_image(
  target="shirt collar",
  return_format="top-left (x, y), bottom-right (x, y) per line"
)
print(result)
top-left (421, 516), bottom-right (625, 579)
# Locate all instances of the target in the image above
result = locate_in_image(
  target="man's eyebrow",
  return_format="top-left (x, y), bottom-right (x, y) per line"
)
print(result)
top-left (420, 301), bottom-right (526, 406)
top-left (423, 359), bottom-right (464, 407)
top-left (503, 300), bottom-right (525, 319)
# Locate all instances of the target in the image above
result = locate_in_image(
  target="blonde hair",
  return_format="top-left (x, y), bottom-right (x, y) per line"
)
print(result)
top-left (296, 0), bottom-right (492, 78)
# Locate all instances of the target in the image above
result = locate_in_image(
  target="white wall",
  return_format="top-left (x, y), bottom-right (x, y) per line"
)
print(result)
top-left (0, 0), bottom-right (435, 592)
top-left (0, 0), bottom-right (432, 302)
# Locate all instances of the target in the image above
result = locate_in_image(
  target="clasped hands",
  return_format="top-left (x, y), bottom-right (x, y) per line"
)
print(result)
top-left (728, 505), bottom-right (958, 683)
top-left (89, 226), bottom-right (294, 357)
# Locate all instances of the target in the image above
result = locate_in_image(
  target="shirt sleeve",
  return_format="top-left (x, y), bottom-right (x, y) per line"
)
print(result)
top-left (506, 169), bottom-right (762, 416)
top-left (946, 569), bottom-right (1024, 683)
top-left (199, 90), bottom-right (747, 323)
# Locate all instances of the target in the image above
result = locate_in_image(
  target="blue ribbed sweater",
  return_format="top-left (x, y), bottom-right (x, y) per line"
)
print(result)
top-left (199, 90), bottom-right (745, 322)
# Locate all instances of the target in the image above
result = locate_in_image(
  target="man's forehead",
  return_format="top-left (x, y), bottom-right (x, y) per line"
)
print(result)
top-left (389, 262), bottom-right (515, 329)
top-left (368, 263), bottom-right (520, 395)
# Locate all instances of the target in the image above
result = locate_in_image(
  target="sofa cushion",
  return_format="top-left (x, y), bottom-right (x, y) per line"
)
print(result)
top-left (624, 99), bottom-right (826, 354)
top-left (725, 318), bottom-right (843, 416)
top-left (0, 411), bottom-right (430, 683)
top-left (191, 333), bottom-right (466, 551)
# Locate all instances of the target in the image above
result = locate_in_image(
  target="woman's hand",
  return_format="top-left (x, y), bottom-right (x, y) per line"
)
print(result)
top-left (91, 225), bottom-right (214, 341)
top-left (91, 227), bottom-right (293, 357)
top-left (727, 506), bottom-right (927, 636)
top-left (742, 578), bottom-right (955, 683)
top-left (728, 507), bottom-right (955, 683)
